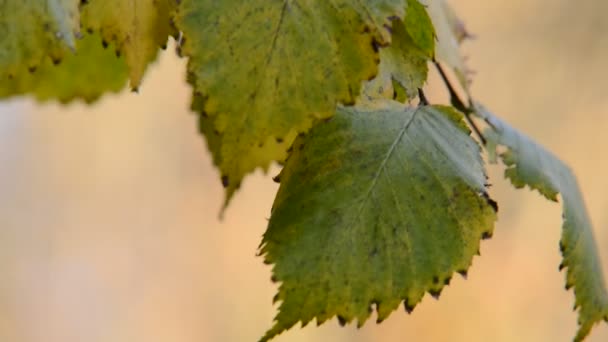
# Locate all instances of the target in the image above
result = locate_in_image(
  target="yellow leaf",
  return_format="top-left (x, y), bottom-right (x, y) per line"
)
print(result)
top-left (80, 0), bottom-right (177, 88)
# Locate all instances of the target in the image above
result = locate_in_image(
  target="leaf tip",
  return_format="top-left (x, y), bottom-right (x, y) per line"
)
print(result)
top-left (218, 187), bottom-right (237, 221)
top-left (221, 175), bottom-right (230, 188)
top-left (457, 269), bottom-right (468, 279)
top-left (429, 288), bottom-right (443, 300)
top-left (483, 193), bottom-right (498, 213)
top-left (337, 315), bottom-right (348, 327)
top-left (403, 298), bottom-right (416, 314)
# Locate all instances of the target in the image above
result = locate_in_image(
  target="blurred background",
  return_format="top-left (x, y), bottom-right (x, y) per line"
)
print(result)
top-left (1, 0), bottom-right (607, 341)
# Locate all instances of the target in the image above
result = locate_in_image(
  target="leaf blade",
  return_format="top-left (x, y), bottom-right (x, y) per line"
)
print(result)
top-left (478, 104), bottom-right (608, 341)
top-left (361, 10), bottom-right (433, 103)
top-left (260, 101), bottom-right (497, 341)
top-left (422, 0), bottom-right (470, 86)
top-left (0, 33), bottom-right (128, 103)
top-left (177, 0), bottom-right (410, 206)
top-left (0, 0), bottom-right (80, 79)
top-left (80, 0), bottom-right (177, 88)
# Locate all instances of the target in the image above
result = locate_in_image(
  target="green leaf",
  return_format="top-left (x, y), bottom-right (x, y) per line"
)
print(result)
top-left (404, 0), bottom-right (435, 58)
top-left (80, 0), bottom-right (177, 88)
top-left (361, 11), bottom-right (433, 103)
top-left (259, 101), bottom-right (497, 341)
top-left (0, 0), bottom-right (79, 79)
top-left (0, 33), bottom-right (128, 103)
top-left (176, 0), bottom-right (409, 206)
top-left (477, 104), bottom-right (608, 342)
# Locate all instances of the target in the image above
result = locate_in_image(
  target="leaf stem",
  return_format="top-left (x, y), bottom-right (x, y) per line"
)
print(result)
top-left (418, 88), bottom-right (429, 106)
top-left (433, 62), bottom-right (486, 145)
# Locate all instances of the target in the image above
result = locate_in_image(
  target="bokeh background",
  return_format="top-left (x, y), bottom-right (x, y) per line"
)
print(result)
top-left (1, 0), bottom-right (607, 341)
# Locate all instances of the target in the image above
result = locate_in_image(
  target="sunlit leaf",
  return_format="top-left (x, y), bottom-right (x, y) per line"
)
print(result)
top-left (176, 0), bottom-right (410, 206)
top-left (192, 92), bottom-right (296, 210)
top-left (0, 0), bottom-right (79, 80)
top-left (260, 101), bottom-right (497, 341)
top-left (80, 0), bottom-right (177, 88)
top-left (0, 33), bottom-right (128, 103)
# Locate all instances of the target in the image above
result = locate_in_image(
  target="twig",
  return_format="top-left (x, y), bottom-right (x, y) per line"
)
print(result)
top-left (433, 61), bottom-right (486, 145)
top-left (418, 88), bottom-right (429, 106)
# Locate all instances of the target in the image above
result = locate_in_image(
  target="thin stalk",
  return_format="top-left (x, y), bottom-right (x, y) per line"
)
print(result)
top-left (433, 62), bottom-right (486, 145)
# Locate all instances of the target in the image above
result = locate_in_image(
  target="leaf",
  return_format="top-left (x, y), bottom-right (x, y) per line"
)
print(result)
top-left (361, 4), bottom-right (433, 103)
top-left (80, 0), bottom-right (177, 88)
top-left (176, 0), bottom-right (409, 206)
top-left (259, 101), bottom-right (497, 341)
top-left (403, 0), bottom-right (435, 58)
top-left (421, 0), bottom-right (469, 86)
top-left (477, 104), bottom-right (608, 342)
top-left (192, 93), bottom-right (296, 210)
top-left (0, 0), bottom-right (79, 79)
top-left (0, 33), bottom-right (128, 103)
